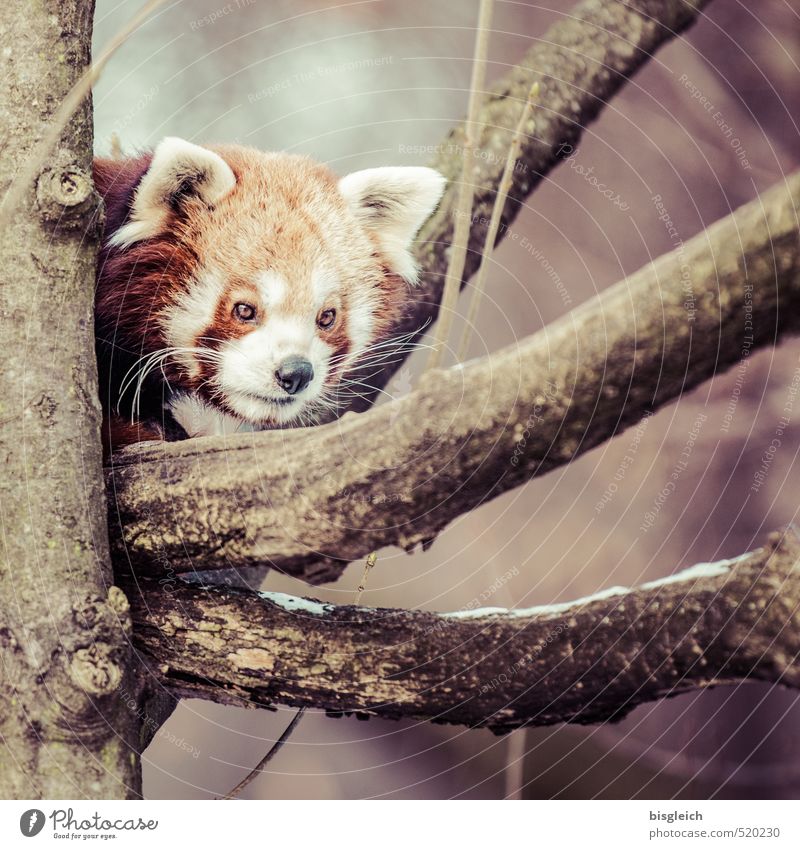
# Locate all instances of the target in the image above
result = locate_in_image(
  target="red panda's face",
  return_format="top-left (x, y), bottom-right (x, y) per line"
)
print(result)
top-left (162, 228), bottom-right (381, 427)
top-left (97, 139), bottom-right (445, 429)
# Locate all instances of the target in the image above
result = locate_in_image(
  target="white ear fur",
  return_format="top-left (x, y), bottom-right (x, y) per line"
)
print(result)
top-left (108, 137), bottom-right (236, 249)
top-left (338, 166), bottom-right (446, 282)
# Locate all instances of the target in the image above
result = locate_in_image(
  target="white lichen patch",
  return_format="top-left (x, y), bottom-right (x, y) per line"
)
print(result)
top-left (440, 554), bottom-right (743, 620)
top-left (441, 586), bottom-right (629, 620)
top-left (640, 555), bottom-right (742, 590)
top-left (442, 605), bottom-right (510, 619)
top-left (258, 591), bottom-right (333, 616)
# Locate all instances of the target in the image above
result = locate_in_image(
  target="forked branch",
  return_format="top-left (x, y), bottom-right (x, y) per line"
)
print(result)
top-left (356, 0), bottom-right (713, 403)
top-left (109, 174), bottom-right (800, 584)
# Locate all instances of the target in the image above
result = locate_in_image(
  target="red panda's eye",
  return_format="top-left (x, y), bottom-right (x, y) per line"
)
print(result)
top-left (233, 303), bottom-right (257, 322)
top-left (317, 308), bottom-right (336, 330)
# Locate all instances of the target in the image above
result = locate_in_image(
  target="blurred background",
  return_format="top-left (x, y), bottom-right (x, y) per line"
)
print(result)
top-left (94, 0), bottom-right (800, 798)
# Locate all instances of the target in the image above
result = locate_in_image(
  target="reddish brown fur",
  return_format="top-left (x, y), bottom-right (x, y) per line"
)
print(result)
top-left (94, 145), bottom-right (418, 454)
top-left (102, 414), bottom-right (164, 457)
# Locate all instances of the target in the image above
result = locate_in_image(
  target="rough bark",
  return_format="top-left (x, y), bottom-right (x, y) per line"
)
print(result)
top-left (108, 173), bottom-right (800, 584)
top-left (348, 0), bottom-right (712, 407)
top-left (126, 529), bottom-right (800, 732)
top-left (107, 0), bottom-right (716, 586)
top-left (0, 1), bottom-right (141, 797)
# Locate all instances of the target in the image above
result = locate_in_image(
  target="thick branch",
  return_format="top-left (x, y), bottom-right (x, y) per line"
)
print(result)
top-left (109, 174), bottom-right (800, 584)
top-left (350, 0), bottom-right (712, 405)
top-left (126, 529), bottom-right (800, 732)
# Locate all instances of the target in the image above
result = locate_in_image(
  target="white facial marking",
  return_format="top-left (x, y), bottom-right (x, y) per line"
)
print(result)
top-left (265, 315), bottom-right (314, 358)
top-left (312, 267), bottom-right (336, 309)
top-left (217, 314), bottom-right (333, 425)
top-left (169, 394), bottom-right (246, 437)
top-left (163, 267), bottom-right (224, 377)
top-left (311, 259), bottom-right (373, 372)
top-left (255, 270), bottom-right (288, 309)
top-left (346, 286), bottom-right (376, 361)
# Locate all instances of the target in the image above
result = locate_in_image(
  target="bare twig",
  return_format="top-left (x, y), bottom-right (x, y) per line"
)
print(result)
top-left (426, 0), bottom-right (494, 370)
top-left (354, 551), bottom-right (378, 605)
top-left (219, 707), bottom-right (306, 800)
top-left (346, 0), bottom-right (712, 410)
top-left (221, 550), bottom-right (380, 797)
top-left (457, 81), bottom-right (540, 362)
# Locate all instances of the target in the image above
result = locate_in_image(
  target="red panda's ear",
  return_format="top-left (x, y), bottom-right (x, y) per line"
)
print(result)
top-left (108, 137), bottom-right (236, 249)
top-left (338, 166), bottom-right (446, 283)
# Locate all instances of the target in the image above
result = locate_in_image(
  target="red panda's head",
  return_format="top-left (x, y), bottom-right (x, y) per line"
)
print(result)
top-left (95, 138), bottom-right (445, 429)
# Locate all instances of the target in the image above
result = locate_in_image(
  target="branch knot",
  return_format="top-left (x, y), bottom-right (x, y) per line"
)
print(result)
top-left (36, 149), bottom-right (101, 231)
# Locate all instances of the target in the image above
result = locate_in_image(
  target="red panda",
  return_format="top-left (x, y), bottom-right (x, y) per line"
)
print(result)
top-left (93, 138), bottom-right (445, 454)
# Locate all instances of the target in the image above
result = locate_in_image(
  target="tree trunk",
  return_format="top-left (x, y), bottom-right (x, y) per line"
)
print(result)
top-left (0, 0), bottom-right (141, 798)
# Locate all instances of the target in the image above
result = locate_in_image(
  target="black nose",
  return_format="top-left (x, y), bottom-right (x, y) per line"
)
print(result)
top-left (275, 358), bottom-right (314, 395)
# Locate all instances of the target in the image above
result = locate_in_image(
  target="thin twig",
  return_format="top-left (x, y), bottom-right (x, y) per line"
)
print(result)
top-left (504, 729), bottom-right (527, 799)
top-left (426, 0), bottom-right (494, 370)
top-left (219, 707), bottom-right (306, 800)
top-left (110, 132), bottom-right (124, 160)
top-left (222, 551), bottom-right (380, 798)
top-left (354, 551), bottom-right (378, 604)
top-left (457, 81), bottom-right (540, 362)
top-left (0, 0), bottom-right (168, 230)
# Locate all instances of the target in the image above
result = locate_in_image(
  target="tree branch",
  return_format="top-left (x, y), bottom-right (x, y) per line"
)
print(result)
top-left (350, 0), bottom-right (712, 404)
top-left (107, 0), bottom-right (718, 585)
top-left (109, 173), bottom-right (800, 584)
top-left (126, 529), bottom-right (800, 732)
